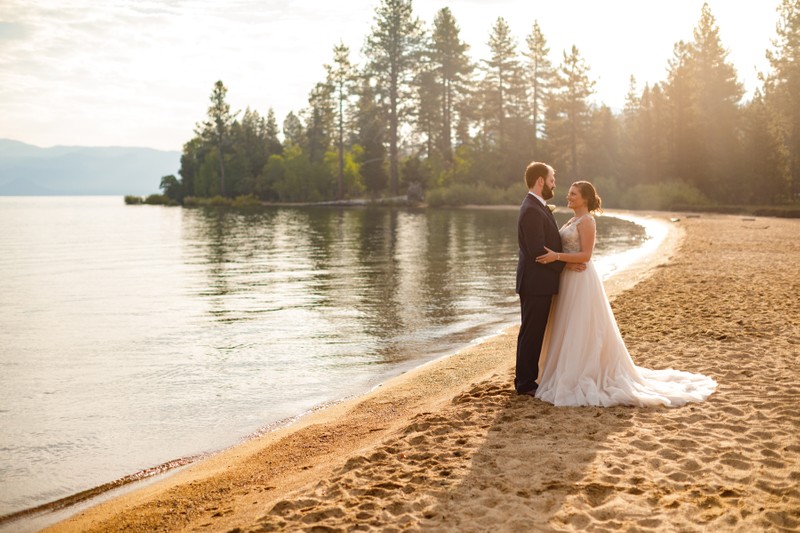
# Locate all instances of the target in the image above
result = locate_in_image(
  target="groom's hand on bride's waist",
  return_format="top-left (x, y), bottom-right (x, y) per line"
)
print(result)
top-left (565, 263), bottom-right (587, 272)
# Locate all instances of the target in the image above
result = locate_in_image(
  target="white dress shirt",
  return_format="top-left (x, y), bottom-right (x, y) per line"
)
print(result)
top-left (528, 191), bottom-right (547, 207)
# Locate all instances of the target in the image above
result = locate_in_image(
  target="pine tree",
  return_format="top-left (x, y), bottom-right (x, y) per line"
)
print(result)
top-left (585, 105), bottom-right (619, 183)
top-left (196, 80), bottom-right (238, 196)
top-left (765, 0), bottom-right (800, 200)
top-left (620, 76), bottom-right (643, 185)
top-left (414, 65), bottom-right (440, 160)
top-left (547, 45), bottom-right (595, 177)
top-left (742, 90), bottom-right (791, 203)
top-left (664, 40), bottom-right (700, 187)
top-left (688, 2), bottom-right (744, 198)
top-left (178, 136), bottom-right (206, 199)
top-left (481, 17), bottom-right (522, 151)
top-left (621, 78), bottom-right (671, 187)
top-left (235, 107), bottom-right (268, 191)
top-left (305, 81), bottom-right (335, 164)
top-left (326, 42), bottom-right (357, 199)
top-left (524, 21), bottom-right (555, 157)
top-left (264, 108), bottom-right (283, 157)
top-left (251, 108), bottom-right (283, 201)
top-left (283, 112), bottom-right (305, 147)
top-left (354, 78), bottom-right (389, 197)
top-left (642, 83), bottom-right (671, 185)
top-left (364, 0), bottom-right (422, 195)
top-left (430, 7), bottom-right (473, 161)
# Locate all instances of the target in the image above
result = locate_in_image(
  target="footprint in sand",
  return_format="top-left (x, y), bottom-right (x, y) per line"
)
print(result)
top-left (766, 511), bottom-right (800, 530)
top-left (667, 471), bottom-right (689, 482)
top-left (658, 448), bottom-right (681, 461)
top-left (719, 453), bottom-right (750, 471)
top-left (268, 497), bottom-right (321, 517)
top-left (631, 439), bottom-right (660, 452)
top-left (581, 483), bottom-right (615, 508)
top-left (679, 458), bottom-right (703, 472)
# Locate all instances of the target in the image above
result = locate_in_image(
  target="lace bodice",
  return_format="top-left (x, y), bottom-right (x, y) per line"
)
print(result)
top-left (559, 215), bottom-right (590, 254)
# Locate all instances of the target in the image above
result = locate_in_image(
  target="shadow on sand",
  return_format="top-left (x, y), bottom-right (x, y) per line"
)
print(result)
top-left (253, 367), bottom-right (637, 532)
top-left (414, 373), bottom-right (638, 531)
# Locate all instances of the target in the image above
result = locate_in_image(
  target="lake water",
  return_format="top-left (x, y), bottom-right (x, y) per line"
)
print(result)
top-left (0, 196), bottom-right (650, 521)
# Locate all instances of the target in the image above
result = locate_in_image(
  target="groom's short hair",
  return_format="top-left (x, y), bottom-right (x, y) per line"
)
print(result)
top-left (525, 162), bottom-right (551, 188)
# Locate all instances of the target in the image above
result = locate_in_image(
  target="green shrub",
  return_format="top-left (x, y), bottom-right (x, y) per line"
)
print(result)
top-left (124, 195), bottom-right (144, 205)
top-left (181, 195), bottom-right (262, 208)
top-left (182, 195), bottom-right (230, 207)
top-left (231, 194), bottom-right (262, 207)
top-left (207, 195), bottom-right (231, 207)
top-left (144, 194), bottom-right (178, 206)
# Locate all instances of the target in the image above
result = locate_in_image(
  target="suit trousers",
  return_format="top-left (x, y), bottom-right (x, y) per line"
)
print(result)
top-left (515, 293), bottom-right (553, 394)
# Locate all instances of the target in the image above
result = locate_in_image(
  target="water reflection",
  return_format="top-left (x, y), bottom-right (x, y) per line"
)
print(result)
top-left (180, 206), bottom-right (645, 367)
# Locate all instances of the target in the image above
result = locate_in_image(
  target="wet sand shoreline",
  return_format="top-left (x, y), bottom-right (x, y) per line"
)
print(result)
top-left (35, 211), bottom-right (800, 531)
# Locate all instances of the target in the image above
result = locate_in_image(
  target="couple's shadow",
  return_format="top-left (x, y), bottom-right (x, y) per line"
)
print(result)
top-left (414, 373), bottom-right (638, 531)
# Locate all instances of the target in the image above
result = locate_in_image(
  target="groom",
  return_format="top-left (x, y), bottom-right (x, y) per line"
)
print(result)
top-left (515, 162), bottom-right (568, 396)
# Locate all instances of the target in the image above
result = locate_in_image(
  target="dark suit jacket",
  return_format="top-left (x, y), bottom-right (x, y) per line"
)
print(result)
top-left (516, 193), bottom-right (565, 295)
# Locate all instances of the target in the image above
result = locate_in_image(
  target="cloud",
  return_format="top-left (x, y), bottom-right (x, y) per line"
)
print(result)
top-left (0, 21), bottom-right (29, 41)
top-left (0, 0), bottom-right (781, 150)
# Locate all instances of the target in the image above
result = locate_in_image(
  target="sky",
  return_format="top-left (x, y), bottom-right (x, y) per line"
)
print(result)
top-left (0, 0), bottom-right (782, 152)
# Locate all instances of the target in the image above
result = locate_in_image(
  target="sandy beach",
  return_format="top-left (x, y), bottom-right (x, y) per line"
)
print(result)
top-left (43, 212), bottom-right (800, 532)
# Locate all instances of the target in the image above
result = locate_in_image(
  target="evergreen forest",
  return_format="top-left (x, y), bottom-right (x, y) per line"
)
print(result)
top-left (158, 0), bottom-right (800, 212)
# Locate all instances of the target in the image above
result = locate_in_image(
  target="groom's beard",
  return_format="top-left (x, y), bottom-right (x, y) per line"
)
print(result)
top-left (541, 184), bottom-right (554, 200)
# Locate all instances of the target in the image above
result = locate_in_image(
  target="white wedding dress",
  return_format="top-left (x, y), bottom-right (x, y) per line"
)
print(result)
top-left (535, 215), bottom-right (717, 407)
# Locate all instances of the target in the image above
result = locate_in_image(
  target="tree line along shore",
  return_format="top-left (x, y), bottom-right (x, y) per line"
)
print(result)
top-left (129, 1), bottom-right (799, 217)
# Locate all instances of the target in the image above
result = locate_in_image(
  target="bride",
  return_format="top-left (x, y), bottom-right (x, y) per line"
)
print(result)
top-left (533, 181), bottom-right (717, 407)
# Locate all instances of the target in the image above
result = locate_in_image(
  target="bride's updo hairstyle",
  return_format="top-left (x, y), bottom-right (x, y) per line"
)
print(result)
top-left (572, 180), bottom-right (603, 213)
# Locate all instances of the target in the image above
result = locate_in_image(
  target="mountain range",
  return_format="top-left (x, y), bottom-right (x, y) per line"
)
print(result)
top-left (0, 139), bottom-right (181, 195)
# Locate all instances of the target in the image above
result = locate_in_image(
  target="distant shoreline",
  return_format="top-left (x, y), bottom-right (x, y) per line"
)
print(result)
top-left (122, 193), bottom-right (800, 218)
top-left (3, 194), bottom-right (798, 218)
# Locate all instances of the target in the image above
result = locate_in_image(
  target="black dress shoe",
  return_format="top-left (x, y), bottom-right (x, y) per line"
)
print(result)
top-left (518, 388), bottom-right (537, 397)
